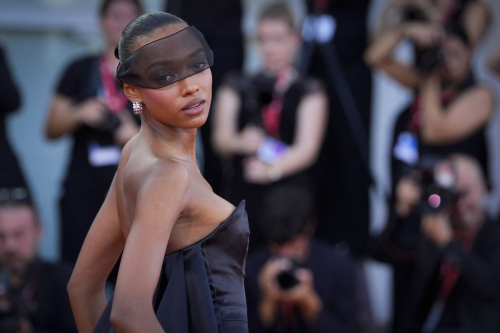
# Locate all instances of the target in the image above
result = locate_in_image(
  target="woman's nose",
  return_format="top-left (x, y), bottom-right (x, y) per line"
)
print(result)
top-left (180, 76), bottom-right (199, 96)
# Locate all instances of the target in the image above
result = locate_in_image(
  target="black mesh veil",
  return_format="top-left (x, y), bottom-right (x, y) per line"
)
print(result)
top-left (116, 26), bottom-right (214, 89)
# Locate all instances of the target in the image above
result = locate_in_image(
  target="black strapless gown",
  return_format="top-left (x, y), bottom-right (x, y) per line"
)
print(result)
top-left (94, 201), bottom-right (249, 332)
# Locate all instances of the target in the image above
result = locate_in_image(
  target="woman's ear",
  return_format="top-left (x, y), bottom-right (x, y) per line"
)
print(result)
top-left (122, 82), bottom-right (142, 103)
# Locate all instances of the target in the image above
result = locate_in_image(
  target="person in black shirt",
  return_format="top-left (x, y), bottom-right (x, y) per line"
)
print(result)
top-left (44, 0), bottom-right (142, 264)
top-left (212, 4), bottom-right (328, 250)
top-left (245, 186), bottom-right (357, 333)
top-left (0, 45), bottom-right (28, 191)
top-left (0, 190), bottom-right (76, 333)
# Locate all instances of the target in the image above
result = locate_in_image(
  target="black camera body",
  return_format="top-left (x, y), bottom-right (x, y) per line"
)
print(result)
top-left (275, 259), bottom-right (300, 290)
top-left (96, 112), bottom-right (122, 134)
top-left (401, 7), bottom-right (445, 74)
top-left (237, 75), bottom-right (275, 126)
top-left (412, 156), bottom-right (458, 214)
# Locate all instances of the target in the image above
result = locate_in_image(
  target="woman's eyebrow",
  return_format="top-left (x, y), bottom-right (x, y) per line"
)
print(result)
top-left (145, 48), bottom-right (205, 74)
top-left (189, 48), bottom-right (204, 57)
top-left (145, 60), bottom-right (173, 73)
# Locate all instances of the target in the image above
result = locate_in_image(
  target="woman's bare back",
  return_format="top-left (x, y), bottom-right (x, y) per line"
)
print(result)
top-left (115, 134), bottom-right (236, 255)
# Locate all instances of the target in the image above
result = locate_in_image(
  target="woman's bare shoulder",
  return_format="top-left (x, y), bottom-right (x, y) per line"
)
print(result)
top-left (462, 84), bottom-right (496, 109)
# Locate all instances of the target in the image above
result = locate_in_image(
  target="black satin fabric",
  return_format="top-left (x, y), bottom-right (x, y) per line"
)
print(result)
top-left (94, 201), bottom-right (249, 332)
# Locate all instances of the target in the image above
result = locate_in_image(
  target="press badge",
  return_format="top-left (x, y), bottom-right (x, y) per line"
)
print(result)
top-left (393, 132), bottom-right (419, 165)
top-left (88, 141), bottom-right (121, 167)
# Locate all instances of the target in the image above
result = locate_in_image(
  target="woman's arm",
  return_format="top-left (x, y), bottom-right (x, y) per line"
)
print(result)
top-left (271, 91), bottom-right (328, 178)
top-left (365, 23), bottom-right (443, 89)
top-left (109, 162), bottom-right (190, 333)
top-left (45, 94), bottom-right (107, 139)
top-left (419, 76), bottom-right (495, 145)
top-left (67, 175), bottom-right (125, 333)
top-left (243, 91), bottom-right (328, 184)
top-left (373, 0), bottom-right (440, 39)
top-left (211, 85), bottom-right (265, 157)
top-left (462, 1), bottom-right (490, 48)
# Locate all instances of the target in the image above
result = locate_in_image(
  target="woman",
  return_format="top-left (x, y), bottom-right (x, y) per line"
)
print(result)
top-left (212, 4), bottom-right (327, 250)
top-left (45, 0), bottom-right (142, 264)
top-left (366, 21), bottom-right (495, 185)
top-left (67, 12), bottom-right (249, 333)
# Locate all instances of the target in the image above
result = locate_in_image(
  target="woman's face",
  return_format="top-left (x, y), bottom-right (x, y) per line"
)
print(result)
top-left (101, 0), bottom-right (141, 48)
top-left (440, 35), bottom-right (471, 82)
top-left (256, 19), bottom-right (299, 73)
top-left (131, 24), bottom-right (213, 130)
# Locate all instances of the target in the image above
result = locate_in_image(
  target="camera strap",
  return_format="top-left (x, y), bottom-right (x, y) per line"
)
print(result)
top-left (280, 302), bottom-right (298, 332)
top-left (100, 56), bottom-right (128, 114)
top-left (422, 236), bottom-right (474, 333)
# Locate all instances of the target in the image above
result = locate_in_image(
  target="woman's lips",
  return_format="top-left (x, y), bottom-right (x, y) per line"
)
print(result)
top-left (181, 99), bottom-right (205, 115)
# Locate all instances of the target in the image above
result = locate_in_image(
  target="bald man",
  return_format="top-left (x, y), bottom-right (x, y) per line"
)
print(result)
top-left (381, 154), bottom-right (500, 332)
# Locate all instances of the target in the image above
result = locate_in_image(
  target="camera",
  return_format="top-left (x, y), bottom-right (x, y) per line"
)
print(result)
top-left (412, 156), bottom-right (458, 214)
top-left (96, 112), bottom-right (122, 134)
top-left (237, 75), bottom-right (275, 126)
top-left (275, 258), bottom-right (300, 290)
top-left (401, 6), bottom-right (444, 74)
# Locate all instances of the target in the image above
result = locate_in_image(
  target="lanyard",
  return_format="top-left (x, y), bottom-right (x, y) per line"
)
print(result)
top-left (100, 56), bottom-right (128, 113)
top-left (260, 67), bottom-right (298, 138)
top-left (422, 235), bottom-right (474, 333)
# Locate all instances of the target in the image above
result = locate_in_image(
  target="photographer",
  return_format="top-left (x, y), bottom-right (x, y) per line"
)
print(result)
top-left (44, 0), bottom-right (142, 264)
top-left (0, 189), bottom-right (76, 333)
top-left (212, 3), bottom-right (327, 250)
top-left (366, 15), bottom-right (495, 186)
top-left (245, 186), bottom-right (356, 333)
top-left (375, 0), bottom-right (490, 48)
top-left (374, 154), bottom-right (500, 332)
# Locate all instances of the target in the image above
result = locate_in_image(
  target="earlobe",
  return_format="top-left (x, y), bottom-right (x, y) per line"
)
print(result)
top-left (122, 82), bottom-right (142, 103)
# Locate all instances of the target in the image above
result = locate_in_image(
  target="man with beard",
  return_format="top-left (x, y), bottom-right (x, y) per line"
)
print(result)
top-left (375, 154), bottom-right (500, 332)
top-left (0, 190), bottom-right (76, 333)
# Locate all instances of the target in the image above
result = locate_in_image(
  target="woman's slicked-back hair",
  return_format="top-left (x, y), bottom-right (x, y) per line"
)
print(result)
top-left (117, 11), bottom-right (187, 61)
top-left (100, 0), bottom-right (143, 18)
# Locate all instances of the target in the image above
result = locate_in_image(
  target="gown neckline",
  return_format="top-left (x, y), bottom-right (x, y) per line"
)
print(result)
top-left (164, 200), bottom-right (245, 258)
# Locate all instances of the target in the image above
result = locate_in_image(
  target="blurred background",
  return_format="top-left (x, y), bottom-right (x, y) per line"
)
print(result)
top-left (1, 0), bottom-right (500, 331)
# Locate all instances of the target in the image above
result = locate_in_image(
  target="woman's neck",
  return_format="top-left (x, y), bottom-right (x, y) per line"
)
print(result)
top-left (140, 116), bottom-right (198, 162)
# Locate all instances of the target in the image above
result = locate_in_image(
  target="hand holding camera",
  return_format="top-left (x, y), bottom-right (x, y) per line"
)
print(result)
top-left (237, 126), bottom-right (266, 155)
top-left (258, 257), bottom-right (322, 322)
top-left (395, 175), bottom-right (422, 217)
top-left (74, 98), bottom-right (108, 128)
top-left (421, 212), bottom-right (453, 247)
top-left (403, 23), bottom-right (444, 48)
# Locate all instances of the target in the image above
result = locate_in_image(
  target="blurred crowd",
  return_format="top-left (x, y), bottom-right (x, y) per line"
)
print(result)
top-left (1, 0), bottom-right (500, 332)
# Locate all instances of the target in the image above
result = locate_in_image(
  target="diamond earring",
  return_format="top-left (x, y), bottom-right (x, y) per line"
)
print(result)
top-left (132, 101), bottom-right (143, 115)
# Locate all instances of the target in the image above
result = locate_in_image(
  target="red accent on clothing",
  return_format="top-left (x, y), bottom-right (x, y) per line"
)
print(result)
top-left (100, 57), bottom-right (128, 113)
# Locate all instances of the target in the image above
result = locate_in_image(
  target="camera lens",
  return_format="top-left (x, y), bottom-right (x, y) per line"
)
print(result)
top-left (276, 268), bottom-right (299, 290)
